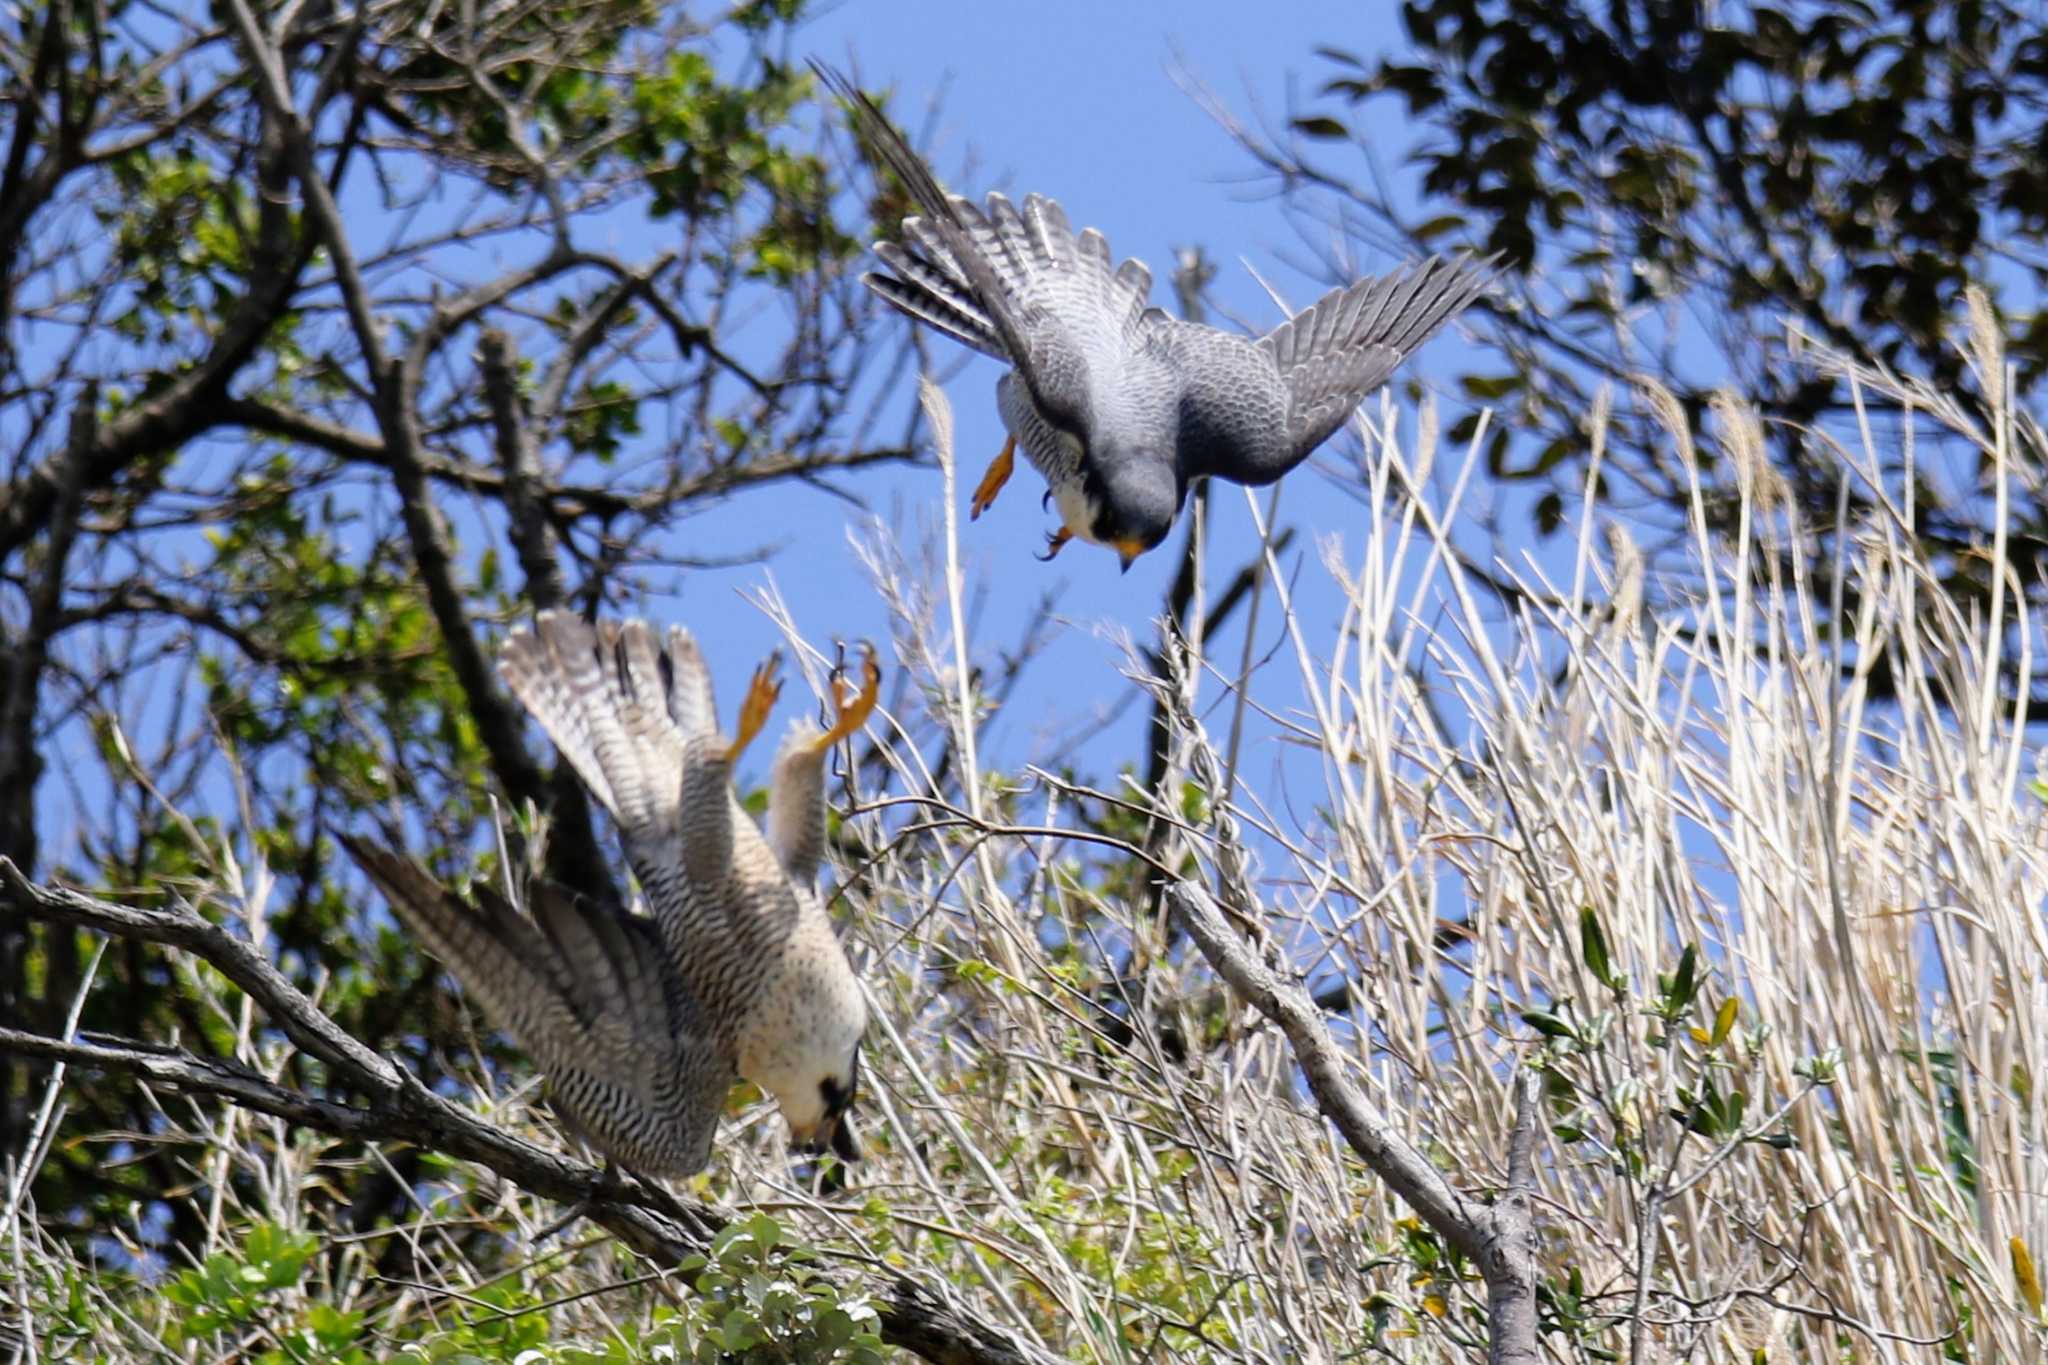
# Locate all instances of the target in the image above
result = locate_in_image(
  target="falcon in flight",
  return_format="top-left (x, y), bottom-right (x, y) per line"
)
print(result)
top-left (346, 614), bottom-right (878, 1177)
top-left (814, 60), bottom-right (1498, 569)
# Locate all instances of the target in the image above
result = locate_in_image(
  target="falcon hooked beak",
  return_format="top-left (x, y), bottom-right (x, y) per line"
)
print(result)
top-left (1112, 537), bottom-right (1147, 573)
top-left (789, 1113), bottom-right (861, 1162)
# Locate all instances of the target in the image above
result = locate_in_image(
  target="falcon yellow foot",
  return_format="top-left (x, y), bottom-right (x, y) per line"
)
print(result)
top-left (970, 434), bottom-right (1016, 521)
top-left (724, 653), bottom-right (782, 764)
top-left (809, 646), bottom-right (881, 753)
top-left (1036, 526), bottom-right (1074, 561)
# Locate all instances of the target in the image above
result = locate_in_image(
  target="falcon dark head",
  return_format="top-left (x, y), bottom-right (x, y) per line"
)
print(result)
top-left (1084, 447), bottom-right (1184, 571)
top-left (792, 1044), bottom-right (863, 1161)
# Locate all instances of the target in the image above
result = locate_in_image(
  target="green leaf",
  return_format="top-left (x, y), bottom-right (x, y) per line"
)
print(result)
top-left (1411, 213), bottom-right (1467, 242)
top-left (1579, 906), bottom-right (1620, 991)
top-left (1520, 1009), bottom-right (1577, 1041)
top-left (710, 1220), bottom-right (758, 1260)
top-left (1664, 945), bottom-right (1700, 1016)
top-left (721, 1308), bottom-right (762, 1351)
top-left (1710, 996), bottom-right (1739, 1046)
top-left (1460, 372), bottom-right (1523, 400)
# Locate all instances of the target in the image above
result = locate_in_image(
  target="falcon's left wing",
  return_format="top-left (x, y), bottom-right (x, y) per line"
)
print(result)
top-left (1260, 253), bottom-right (1500, 469)
top-left (813, 60), bottom-right (1140, 440)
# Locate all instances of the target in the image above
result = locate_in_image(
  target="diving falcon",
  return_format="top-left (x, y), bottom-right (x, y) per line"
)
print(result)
top-left (345, 613), bottom-right (878, 1176)
top-left (815, 60), bottom-right (1499, 569)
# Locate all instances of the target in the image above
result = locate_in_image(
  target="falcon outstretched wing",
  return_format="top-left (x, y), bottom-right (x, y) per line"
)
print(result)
top-left (500, 610), bottom-right (809, 967)
top-left (499, 613), bottom-right (732, 906)
top-left (1260, 252), bottom-right (1500, 465)
top-left (814, 60), bottom-right (1155, 442)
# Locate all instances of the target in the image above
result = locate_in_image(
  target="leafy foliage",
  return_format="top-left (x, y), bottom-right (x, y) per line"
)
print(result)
top-left (45, 1210), bottom-right (883, 1363)
top-left (668, 1213), bottom-right (889, 1362)
top-left (1271, 2), bottom-right (2048, 679)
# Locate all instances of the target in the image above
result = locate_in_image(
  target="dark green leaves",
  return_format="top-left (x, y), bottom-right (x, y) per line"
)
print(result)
top-left (1670, 1075), bottom-right (1748, 1141)
top-left (1290, 116), bottom-right (1351, 140)
top-left (1281, 0), bottom-right (2048, 659)
top-left (1520, 1007), bottom-right (1578, 1041)
top-left (1657, 944), bottom-right (1701, 1022)
top-left (1579, 905), bottom-right (1625, 993)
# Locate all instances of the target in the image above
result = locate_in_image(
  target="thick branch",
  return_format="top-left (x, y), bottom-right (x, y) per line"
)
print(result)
top-left (221, 0), bottom-right (384, 378)
top-left (478, 327), bottom-right (566, 611)
top-left (474, 328), bottom-right (610, 894)
top-left (224, 0), bottom-right (555, 815)
top-left (0, 0), bottom-right (83, 370)
top-left (1166, 882), bottom-right (1487, 1252)
top-left (0, 861), bottom-right (395, 1086)
top-left (1489, 1071), bottom-right (1543, 1365)
top-left (0, 386), bottom-right (91, 876)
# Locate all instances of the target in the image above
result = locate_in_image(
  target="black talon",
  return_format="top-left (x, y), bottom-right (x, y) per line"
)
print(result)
top-left (1036, 527), bottom-right (1076, 562)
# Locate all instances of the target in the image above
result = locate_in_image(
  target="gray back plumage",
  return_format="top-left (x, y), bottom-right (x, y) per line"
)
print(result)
top-left (818, 58), bottom-right (1500, 501)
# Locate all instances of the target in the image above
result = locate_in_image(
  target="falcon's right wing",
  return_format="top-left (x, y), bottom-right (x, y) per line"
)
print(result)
top-left (499, 612), bottom-right (734, 895)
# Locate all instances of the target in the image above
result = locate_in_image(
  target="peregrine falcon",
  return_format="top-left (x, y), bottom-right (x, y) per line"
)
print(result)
top-left (814, 60), bottom-right (1499, 568)
top-left (345, 613), bottom-right (878, 1176)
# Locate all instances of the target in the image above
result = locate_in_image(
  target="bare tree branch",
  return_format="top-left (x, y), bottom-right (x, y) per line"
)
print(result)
top-left (479, 327), bottom-right (566, 612)
top-left (219, 396), bottom-right (922, 519)
top-left (0, 84), bottom-right (304, 560)
top-left (2, 861), bottom-right (393, 1083)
